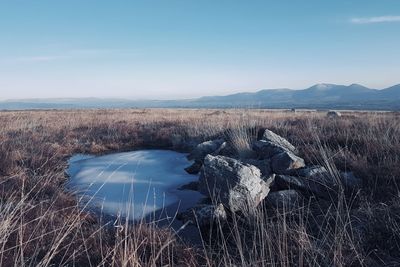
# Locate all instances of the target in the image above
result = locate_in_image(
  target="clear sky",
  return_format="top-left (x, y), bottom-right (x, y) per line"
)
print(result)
top-left (0, 0), bottom-right (399, 100)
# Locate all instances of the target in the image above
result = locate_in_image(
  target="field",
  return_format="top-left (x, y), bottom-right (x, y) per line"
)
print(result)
top-left (1, 109), bottom-right (400, 266)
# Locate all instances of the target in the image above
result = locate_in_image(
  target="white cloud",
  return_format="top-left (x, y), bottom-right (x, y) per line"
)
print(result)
top-left (350, 16), bottom-right (400, 24)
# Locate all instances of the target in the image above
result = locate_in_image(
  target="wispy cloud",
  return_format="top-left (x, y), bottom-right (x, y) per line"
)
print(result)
top-left (350, 15), bottom-right (400, 24)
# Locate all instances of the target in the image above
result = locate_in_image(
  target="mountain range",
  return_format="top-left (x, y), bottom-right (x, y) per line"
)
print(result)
top-left (1, 83), bottom-right (400, 110)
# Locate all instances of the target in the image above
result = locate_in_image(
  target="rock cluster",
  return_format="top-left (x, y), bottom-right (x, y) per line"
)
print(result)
top-left (178, 129), bottom-right (360, 227)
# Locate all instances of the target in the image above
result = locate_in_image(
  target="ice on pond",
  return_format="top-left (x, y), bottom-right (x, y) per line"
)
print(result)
top-left (67, 150), bottom-right (202, 220)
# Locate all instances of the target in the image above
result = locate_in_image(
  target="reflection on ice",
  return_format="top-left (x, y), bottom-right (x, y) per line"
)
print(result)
top-left (67, 150), bottom-right (202, 220)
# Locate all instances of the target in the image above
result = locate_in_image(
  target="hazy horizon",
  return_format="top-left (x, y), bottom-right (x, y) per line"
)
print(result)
top-left (1, 82), bottom-right (400, 102)
top-left (1, 1), bottom-right (399, 99)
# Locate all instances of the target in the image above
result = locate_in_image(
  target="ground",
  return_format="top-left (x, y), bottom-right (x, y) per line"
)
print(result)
top-left (0, 109), bottom-right (399, 266)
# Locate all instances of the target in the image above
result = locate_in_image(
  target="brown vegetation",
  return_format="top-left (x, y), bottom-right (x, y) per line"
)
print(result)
top-left (0, 109), bottom-right (399, 266)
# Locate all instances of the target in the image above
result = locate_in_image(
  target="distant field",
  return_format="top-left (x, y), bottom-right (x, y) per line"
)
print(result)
top-left (1, 109), bottom-right (399, 266)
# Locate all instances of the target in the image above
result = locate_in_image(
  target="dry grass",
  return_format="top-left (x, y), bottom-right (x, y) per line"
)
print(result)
top-left (0, 108), bottom-right (399, 266)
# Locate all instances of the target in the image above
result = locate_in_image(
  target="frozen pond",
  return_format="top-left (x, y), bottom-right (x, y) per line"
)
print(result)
top-left (67, 150), bottom-right (203, 221)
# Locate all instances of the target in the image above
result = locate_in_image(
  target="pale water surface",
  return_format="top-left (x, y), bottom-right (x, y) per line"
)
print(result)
top-left (67, 150), bottom-right (202, 221)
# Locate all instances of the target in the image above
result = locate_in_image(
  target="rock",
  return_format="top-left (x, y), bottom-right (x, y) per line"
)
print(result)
top-left (327, 110), bottom-right (342, 118)
top-left (216, 142), bottom-right (236, 157)
top-left (259, 129), bottom-right (296, 153)
top-left (288, 165), bottom-right (328, 177)
top-left (264, 174), bottom-right (278, 191)
top-left (275, 171), bottom-right (340, 199)
top-left (265, 190), bottom-right (302, 209)
top-left (199, 155), bottom-right (270, 213)
top-left (187, 139), bottom-right (225, 162)
top-left (275, 175), bottom-right (306, 190)
top-left (243, 159), bottom-right (273, 179)
top-left (253, 140), bottom-right (288, 159)
top-left (184, 161), bottom-right (203, 174)
top-left (253, 129), bottom-right (298, 159)
top-left (177, 203), bottom-right (227, 226)
top-left (271, 151), bottom-right (305, 174)
top-left (212, 141), bottom-right (227, 155)
top-left (178, 181), bottom-right (199, 191)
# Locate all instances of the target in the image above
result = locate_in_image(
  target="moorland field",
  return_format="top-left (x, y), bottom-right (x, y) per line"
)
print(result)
top-left (0, 109), bottom-right (400, 266)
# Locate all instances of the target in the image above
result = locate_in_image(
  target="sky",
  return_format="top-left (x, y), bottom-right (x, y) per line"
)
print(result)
top-left (0, 0), bottom-right (399, 100)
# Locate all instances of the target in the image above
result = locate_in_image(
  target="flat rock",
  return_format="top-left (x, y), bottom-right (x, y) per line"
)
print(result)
top-left (199, 155), bottom-right (270, 213)
top-left (259, 129), bottom-right (296, 153)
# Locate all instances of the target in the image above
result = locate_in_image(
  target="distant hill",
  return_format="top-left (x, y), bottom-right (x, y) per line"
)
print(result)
top-left (1, 83), bottom-right (400, 110)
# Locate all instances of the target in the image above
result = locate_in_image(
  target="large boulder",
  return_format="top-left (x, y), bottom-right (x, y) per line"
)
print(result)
top-left (199, 155), bottom-right (270, 212)
top-left (271, 151), bottom-right (305, 174)
top-left (187, 139), bottom-right (225, 162)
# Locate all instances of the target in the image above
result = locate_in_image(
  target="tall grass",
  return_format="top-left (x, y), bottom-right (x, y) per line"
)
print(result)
top-left (0, 109), bottom-right (399, 266)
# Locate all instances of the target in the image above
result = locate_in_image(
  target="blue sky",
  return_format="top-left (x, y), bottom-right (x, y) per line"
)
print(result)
top-left (0, 0), bottom-right (399, 99)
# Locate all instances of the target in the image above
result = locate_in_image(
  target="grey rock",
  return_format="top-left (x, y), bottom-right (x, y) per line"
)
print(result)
top-left (199, 155), bottom-right (270, 212)
top-left (276, 171), bottom-right (340, 199)
top-left (260, 129), bottom-right (297, 153)
top-left (271, 151), bottom-right (305, 174)
top-left (265, 190), bottom-right (302, 209)
top-left (288, 165), bottom-right (328, 177)
top-left (275, 175), bottom-right (307, 190)
top-left (253, 129), bottom-right (298, 159)
top-left (253, 140), bottom-right (288, 159)
top-left (177, 203), bottom-right (227, 226)
top-left (187, 139), bottom-right (225, 162)
top-left (212, 141), bottom-right (227, 155)
top-left (264, 174), bottom-right (278, 191)
top-left (216, 142), bottom-right (237, 157)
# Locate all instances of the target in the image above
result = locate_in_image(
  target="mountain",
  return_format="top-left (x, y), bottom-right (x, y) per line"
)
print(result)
top-left (188, 83), bottom-right (397, 109)
top-left (377, 84), bottom-right (400, 98)
top-left (1, 83), bottom-right (400, 110)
